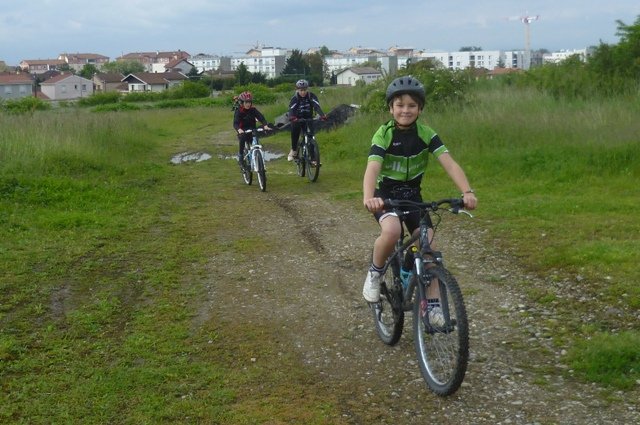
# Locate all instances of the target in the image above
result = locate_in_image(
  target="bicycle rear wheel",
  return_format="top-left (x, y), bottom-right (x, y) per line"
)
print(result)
top-left (372, 260), bottom-right (404, 346)
top-left (241, 149), bottom-right (252, 185)
top-left (255, 150), bottom-right (266, 192)
top-left (413, 266), bottom-right (468, 396)
top-left (305, 137), bottom-right (320, 182)
top-left (296, 142), bottom-right (305, 177)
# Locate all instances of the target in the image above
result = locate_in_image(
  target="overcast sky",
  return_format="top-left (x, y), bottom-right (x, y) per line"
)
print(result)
top-left (2, 1), bottom-right (639, 65)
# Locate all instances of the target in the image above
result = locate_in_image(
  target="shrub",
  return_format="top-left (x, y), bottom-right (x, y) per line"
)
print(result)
top-left (92, 103), bottom-right (141, 112)
top-left (233, 83), bottom-right (277, 105)
top-left (1, 97), bottom-right (51, 114)
top-left (78, 92), bottom-right (121, 106)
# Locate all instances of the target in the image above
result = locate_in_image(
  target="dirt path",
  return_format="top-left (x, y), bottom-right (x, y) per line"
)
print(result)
top-left (197, 175), bottom-right (639, 425)
top-left (192, 122), bottom-right (638, 423)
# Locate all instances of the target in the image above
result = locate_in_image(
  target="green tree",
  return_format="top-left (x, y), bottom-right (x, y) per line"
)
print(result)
top-left (319, 46), bottom-right (331, 55)
top-left (102, 60), bottom-right (145, 75)
top-left (58, 63), bottom-right (73, 73)
top-left (281, 49), bottom-right (310, 81)
top-left (251, 72), bottom-right (267, 84)
top-left (235, 62), bottom-right (252, 85)
top-left (186, 66), bottom-right (200, 78)
top-left (304, 51), bottom-right (326, 85)
top-left (612, 16), bottom-right (640, 78)
top-left (79, 64), bottom-right (99, 79)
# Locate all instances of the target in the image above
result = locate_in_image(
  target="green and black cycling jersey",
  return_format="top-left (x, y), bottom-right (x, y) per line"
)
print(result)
top-left (368, 120), bottom-right (449, 192)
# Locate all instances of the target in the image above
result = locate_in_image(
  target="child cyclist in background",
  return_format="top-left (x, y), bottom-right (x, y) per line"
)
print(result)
top-left (287, 79), bottom-right (327, 161)
top-left (362, 75), bottom-right (478, 324)
top-left (233, 91), bottom-right (272, 167)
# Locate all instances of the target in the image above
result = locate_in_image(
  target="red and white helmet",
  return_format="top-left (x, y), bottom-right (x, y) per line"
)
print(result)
top-left (238, 91), bottom-right (253, 102)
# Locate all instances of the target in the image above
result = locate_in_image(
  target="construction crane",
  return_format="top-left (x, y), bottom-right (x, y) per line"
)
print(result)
top-left (507, 13), bottom-right (540, 69)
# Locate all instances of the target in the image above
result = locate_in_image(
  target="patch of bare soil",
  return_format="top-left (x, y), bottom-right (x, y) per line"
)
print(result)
top-left (200, 184), bottom-right (639, 425)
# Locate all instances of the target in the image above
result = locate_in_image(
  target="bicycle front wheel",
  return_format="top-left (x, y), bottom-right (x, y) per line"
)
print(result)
top-left (255, 150), bottom-right (266, 192)
top-left (413, 266), bottom-right (469, 396)
top-left (305, 137), bottom-right (320, 183)
top-left (372, 260), bottom-right (404, 346)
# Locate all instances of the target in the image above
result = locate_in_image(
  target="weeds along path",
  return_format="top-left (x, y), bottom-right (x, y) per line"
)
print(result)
top-left (193, 165), bottom-right (638, 424)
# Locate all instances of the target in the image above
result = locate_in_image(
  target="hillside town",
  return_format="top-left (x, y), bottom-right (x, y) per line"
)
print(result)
top-left (0, 45), bottom-right (593, 102)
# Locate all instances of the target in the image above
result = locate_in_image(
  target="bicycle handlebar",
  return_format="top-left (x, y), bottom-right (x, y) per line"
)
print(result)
top-left (383, 198), bottom-right (467, 215)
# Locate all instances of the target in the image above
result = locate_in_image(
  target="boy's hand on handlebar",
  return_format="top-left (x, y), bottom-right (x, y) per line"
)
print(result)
top-left (237, 129), bottom-right (245, 134)
top-left (462, 192), bottom-right (477, 210)
top-left (364, 197), bottom-right (385, 212)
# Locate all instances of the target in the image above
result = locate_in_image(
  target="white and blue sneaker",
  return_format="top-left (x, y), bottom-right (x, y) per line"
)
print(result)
top-left (362, 270), bottom-right (382, 302)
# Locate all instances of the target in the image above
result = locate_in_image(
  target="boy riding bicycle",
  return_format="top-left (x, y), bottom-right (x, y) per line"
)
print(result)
top-left (362, 76), bottom-right (478, 319)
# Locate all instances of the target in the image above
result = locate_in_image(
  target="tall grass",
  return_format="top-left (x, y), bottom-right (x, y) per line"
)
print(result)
top-left (426, 86), bottom-right (640, 304)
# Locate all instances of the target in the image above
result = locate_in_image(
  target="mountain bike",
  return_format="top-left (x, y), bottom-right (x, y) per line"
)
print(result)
top-left (293, 118), bottom-right (321, 182)
top-left (240, 128), bottom-right (267, 192)
top-left (370, 197), bottom-right (471, 396)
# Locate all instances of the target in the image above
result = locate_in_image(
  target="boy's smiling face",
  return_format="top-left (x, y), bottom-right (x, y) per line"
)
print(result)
top-left (389, 94), bottom-right (421, 128)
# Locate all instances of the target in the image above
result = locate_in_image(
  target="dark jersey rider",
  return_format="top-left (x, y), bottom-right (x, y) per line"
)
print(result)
top-left (287, 79), bottom-right (327, 161)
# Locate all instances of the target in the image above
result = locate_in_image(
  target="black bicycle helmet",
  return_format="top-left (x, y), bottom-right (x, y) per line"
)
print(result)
top-left (295, 79), bottom-right (309, 89)
top-left (385, 75), bottom-right (425, 107)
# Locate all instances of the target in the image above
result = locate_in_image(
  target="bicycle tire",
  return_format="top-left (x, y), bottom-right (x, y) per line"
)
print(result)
top-left (296, 142), bottom-right (305, 177)
top-left (305, 137), bottom-right (320, 183)
top-left (256, 150), bottom-right (266, 192)
top-left (413, 266), bottom-right (469, 396)
top-left (372, 257), bottom-right (404, 345)
top-left (241, 149), bottom-right (252, 185)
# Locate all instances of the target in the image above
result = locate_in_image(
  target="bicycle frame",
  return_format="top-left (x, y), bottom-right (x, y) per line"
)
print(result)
top-left (244, 136), bottom-right (264, 172)
top-left (381, 199), bottom-right (467, 325)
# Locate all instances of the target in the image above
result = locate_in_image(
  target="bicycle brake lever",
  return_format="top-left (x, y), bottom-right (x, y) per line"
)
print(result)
top-left (457, 209), bottom-right (474, 218)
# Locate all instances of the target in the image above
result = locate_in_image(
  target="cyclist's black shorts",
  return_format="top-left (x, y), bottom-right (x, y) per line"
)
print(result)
top-left (373, 186), bottom-right (433, 234)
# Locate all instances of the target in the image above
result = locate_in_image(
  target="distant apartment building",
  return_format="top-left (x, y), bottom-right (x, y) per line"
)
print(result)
top-left (230, 47), bottom-right (288, 79)
top-left (189, 53), bottom-right (232, 73)
top-left (543, 48), bottom-right (593, 64)
top-left (58, 53), bottom-right (109, 72)
top-left (417, 50), bottom-right (504, 70)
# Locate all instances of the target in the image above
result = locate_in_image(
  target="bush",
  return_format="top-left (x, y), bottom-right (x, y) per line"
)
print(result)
top-left (78, 92), bottom-right (121, 106)
top-left (124, 91), bottom-right (164, 103)
top-left (361, 60), bottom-right (472, 113)
top-left (1, 97), bottom-right (51, 114)
top-left (92, 103), bottom-right (141, 112)
top-left (234, 83), bottom-right (278, 105)
top-left (165, 81), bottom-right (210, 99)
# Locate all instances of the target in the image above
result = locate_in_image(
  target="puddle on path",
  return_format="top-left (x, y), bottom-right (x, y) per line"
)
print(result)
top-left (171, 150), bottom-right (284, 165)
top-left (218, 151), bottom-right (284, 161)
top-left (170, 152), bottom-right (212, 164)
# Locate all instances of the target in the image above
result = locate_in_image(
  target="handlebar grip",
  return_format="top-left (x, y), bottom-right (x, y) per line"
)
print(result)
top-left (449, 198), bottom-right (464, 210)
top-left (382, 198), bottom-right (396, 209)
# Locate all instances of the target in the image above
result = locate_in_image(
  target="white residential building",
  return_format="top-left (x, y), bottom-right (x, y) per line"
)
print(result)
top-left (40, 74), bottom-right (93, 100)
top-left (336, 67), bottom-right (383, 86)
top-left (543, 48), bottom-right (593, 64)
top-left (418, 50), bottom-right (505, 70)
top-left (229, 46), bottom-right (288, 79)
top-left (190, 53), bottom-right (232, 73)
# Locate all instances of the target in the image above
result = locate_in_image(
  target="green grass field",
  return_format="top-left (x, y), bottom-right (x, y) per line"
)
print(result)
top-left (1, 85), bottom-right (638, 421)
